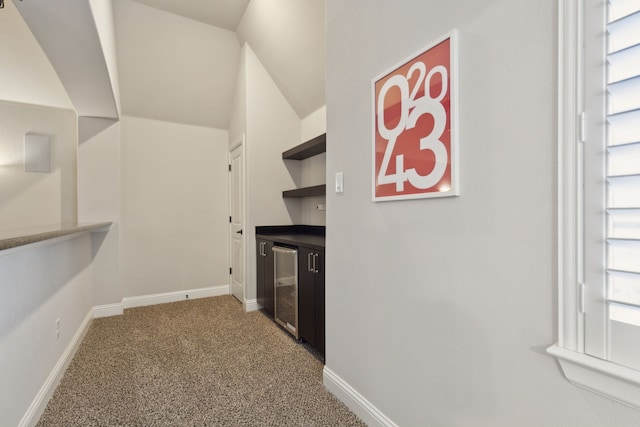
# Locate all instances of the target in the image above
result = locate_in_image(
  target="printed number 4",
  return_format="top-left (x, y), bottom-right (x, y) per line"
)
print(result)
top-left (377, 63), bottom-right (448, 191)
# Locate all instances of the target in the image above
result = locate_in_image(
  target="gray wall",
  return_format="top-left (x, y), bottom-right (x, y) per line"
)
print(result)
top-left (325, 0), bottom-right (640, 425)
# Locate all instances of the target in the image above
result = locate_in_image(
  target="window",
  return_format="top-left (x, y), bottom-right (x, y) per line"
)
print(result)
top-left (548, 0), bottom-right (640, 408)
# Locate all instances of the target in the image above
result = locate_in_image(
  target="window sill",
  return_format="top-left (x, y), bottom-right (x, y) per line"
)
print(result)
top-left (547, 344), bottom-right (640, 409)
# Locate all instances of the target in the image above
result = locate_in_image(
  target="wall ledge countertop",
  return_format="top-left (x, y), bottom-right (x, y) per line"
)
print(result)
top-left (0, 222), bottom-right (112, 252)
top-left (256, 225), bottom-right (325, 250)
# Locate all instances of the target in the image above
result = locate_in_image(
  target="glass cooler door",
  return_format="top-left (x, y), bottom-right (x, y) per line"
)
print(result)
top-left (272, 246), bottom-right (298, 338)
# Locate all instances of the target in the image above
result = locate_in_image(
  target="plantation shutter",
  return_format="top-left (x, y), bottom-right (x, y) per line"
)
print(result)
top-left (605, 0), bottom-right (640, 369)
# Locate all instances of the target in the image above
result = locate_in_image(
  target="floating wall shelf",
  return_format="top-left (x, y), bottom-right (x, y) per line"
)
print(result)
top-left (282, 184), bottom-right (326, 198)
top-left (281, 133), bottom-right (327, 199)
top-left (282, 133), bottom-right (326, 160)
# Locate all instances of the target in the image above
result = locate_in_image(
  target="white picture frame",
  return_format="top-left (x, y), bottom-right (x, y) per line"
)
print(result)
top-left (372, 30), bottom-right (459, 202)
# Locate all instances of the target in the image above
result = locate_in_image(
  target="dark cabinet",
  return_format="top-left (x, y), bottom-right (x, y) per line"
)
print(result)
top-left (298, 246), bottom-right (325, 356)
top-left (255, 227), bottom-right (325, 357)
top-left (256, 239), bottom-right (274, 315)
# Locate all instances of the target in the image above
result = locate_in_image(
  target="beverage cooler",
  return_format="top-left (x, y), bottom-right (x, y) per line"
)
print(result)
top-left (272, 246), bottom-right (298, 338)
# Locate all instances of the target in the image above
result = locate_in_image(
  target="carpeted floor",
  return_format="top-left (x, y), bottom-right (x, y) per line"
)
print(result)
top-left (36, 295), bottom-right (364, 426)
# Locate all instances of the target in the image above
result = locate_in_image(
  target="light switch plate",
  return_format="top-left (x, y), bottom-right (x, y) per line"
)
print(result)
top-left (335, 172), bottom-right (344, 193)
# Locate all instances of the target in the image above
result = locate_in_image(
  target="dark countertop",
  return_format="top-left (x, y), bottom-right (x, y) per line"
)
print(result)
top-left (256, 225), bottom-right (325, 250)
top-left (0, 222), bottom-right (112, 252)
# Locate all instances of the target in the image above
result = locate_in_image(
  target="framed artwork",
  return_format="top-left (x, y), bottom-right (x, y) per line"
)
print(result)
top-left (372, 30), bottom-right (459, 201)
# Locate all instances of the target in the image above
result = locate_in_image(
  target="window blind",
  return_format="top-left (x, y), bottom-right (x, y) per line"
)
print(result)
top-left (606, 0), bottom-right (640, 327)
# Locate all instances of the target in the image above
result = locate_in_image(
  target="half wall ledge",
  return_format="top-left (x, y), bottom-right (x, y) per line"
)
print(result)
top-left (0, 222), bottom-right (112, 254)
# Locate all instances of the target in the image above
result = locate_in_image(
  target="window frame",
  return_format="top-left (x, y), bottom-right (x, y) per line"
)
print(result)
top-left (547, 0), bottom-right (640, 409)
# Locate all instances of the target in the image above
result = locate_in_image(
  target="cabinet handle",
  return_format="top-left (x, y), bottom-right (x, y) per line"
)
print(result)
top-left (260, 242), bottom-right (265, 256)
top-left (308, 252), bottom-right (313, 272)
top-left (313, 253), bottom-right (319, 273)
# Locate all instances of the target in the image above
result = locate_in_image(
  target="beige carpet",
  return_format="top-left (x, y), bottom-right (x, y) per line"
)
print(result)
top-left (36, 295), bottom-right (364, 426)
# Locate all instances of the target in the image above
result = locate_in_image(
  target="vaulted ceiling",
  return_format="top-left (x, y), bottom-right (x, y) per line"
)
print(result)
top-left (119, 0), bottom-right (325, 128)
top-left (130, 0), bottom-right (251, 31)
top-left (13, 0), bottom-right (325, 129)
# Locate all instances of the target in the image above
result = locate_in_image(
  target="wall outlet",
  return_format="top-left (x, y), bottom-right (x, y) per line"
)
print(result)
top-left (56, 319), bottom-right (60, 340)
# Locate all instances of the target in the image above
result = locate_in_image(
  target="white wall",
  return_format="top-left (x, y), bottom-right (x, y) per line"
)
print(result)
top-left (325, 0), bottom-right (640, 426)
top-left (0, 235), bottom-right (96, 427)
top-left (120, 116), bottom-right (230, 298)
top-left (228, 44), bottom-right (247, 148)
top-left (300, 106), bottom-right (326, 226)
top-left (301, 106), bottom-right (326, 142)
top-left (78, 118), bottom-right (122, 308)
top-left (0, 101), bottom-right (77, 229)
top-left (243, 43), bottom-right (301, 301)
top-left (245, 43), bottom-right (301, 227)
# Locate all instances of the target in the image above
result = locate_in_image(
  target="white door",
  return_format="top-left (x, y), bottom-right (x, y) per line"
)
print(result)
top-left (229, 142), bottom-right (245, 303)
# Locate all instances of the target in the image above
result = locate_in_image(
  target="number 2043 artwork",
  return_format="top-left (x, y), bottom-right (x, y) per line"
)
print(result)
top-left (373, 30), bottom-right (459, 201)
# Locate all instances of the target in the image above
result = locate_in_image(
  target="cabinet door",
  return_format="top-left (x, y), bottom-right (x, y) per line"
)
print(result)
top-left (298, 246), bottom-right (316, 347)
top-left (256, 239), bottom-right (275, 315)
top-left (263, 240), bottom-right (274, 315)
top-left (314, 249), bottom-right (325, 356)
top-left (256, 240), bottom-right (265, 308)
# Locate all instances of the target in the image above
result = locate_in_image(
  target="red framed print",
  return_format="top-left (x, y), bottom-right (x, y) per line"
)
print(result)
top-left (373, 30), bottom-right (459, 201)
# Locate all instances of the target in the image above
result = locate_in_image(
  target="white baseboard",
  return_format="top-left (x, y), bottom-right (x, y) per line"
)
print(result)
top-left (19, 310), bottom-right (94, 427)
top-left (244, 298), bottom-right (260, 312)
top-left (323, 366), bottom-right (397, 427)
top-left (95, 286), bottom-right (230, 316)
top-left (93, 302), bottom-right (124, 318)
top-left (123, 285), bottom-right (230, 309)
